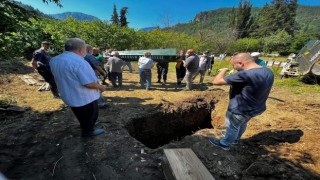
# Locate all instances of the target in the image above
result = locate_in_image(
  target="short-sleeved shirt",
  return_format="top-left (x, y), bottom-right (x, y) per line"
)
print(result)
top-left (255, 59), bottom-right (267, 67)
top-left (50, 51), bottom-right (100, 107)
top-left (84, 54), bottom-right (101, 70)
top-left (95, 53), bottom-right (104, 63)
top-left (198, 56), bottom-right (209, 71)
top-left (138, 57), bottom-right (153, 69)
top-left (224, 67), bottom-right (274, 116)
top-left (185, 54), bottom-right (200, 73)
top-left (108, 56), bottom-right (124, 73)
top-left (33, 48), bottom-right (51, 66)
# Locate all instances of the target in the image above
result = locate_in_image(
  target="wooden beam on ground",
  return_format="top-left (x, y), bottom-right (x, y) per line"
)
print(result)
top-left (21, 75), bottom-right (41, 86)
top-left (162, 148), bottom-right (215, 180)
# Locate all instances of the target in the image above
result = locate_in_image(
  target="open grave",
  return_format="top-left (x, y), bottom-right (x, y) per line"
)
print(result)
top-left (125, 97), bottom-right (217, 149)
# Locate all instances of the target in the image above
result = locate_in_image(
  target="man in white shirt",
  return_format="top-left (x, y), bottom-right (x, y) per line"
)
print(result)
top-left (138, 52), bottom-right (154, 90)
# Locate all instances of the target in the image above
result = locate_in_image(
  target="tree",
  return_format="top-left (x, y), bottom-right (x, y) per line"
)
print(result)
top-left (42, 0), bottom-right (62, 7)
top-left (262, 30), bottom-right (292, 54)
top-left (111, 4), bottom-right (119, 26)
top-left (228, 0), bottom-right (253, 39)
top-left (250, 0), bottom-right (298, 37)
top-left (119, 7), bottom-right (129, 27)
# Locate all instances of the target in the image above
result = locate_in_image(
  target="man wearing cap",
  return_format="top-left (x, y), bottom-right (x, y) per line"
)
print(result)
top-left (251, 52), bottom-right (266, 67)
top-left (193, 51), bottom-right (212, 84)
top-left (31, 41), bottom-right (59, 98)
top-left (106, 51), bottom-right (124, 88)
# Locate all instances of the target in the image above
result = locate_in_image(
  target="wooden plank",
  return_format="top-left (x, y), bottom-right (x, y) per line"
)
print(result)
top-left (163, 148), bottom-right (215, 180)
top-left (21, 75), bottom-right (40, 85)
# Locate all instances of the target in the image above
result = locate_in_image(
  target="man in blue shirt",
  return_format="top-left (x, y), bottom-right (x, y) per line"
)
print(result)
top-left (50, 38), bottom-right (106, 137)
top-left (84, 45), bottom-right (108, 109)
top-left (209, 52), bottom-right (274, 150)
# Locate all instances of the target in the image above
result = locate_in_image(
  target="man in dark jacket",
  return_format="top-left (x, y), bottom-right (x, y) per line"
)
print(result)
top-left (31, 41), bottom-right (59, 98)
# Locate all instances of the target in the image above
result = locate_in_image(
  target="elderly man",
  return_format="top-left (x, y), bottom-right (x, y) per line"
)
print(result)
top-left (209, 53), bottom-right (274, 150)
top-left (183, 49), bottom-right (200, 90)
top-left (50, 38), bottom-right (106, 137)
top-left (193, 51), bottom-right (212, 84)
top-left (106, 51), bottom-right (124, 88)
top-left (138, 52), bottom-right (154, 90)
top-left (251, 52), bottom-right (266, 67)
top-left (31, 41), bottom-right (59, 98)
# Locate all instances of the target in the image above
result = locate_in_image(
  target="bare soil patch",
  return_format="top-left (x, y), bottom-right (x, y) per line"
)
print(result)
top-left (0, 62), bottom-right (320, 179)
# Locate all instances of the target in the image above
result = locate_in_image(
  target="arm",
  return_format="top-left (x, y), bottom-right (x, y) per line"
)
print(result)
top-left (85, 82), bottom-right (106, 92)
top-left (31, 59), bottom-right (38, 69)
top-left (212, 68), bottom-right (228, 85)
top-left (31, 51), bottom-right (42, 69)
top-left (95, 65), bottom-right (106, 76)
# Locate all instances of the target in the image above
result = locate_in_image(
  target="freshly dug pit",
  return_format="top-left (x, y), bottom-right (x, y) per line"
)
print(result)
top-left (125, 98), bottom-right (217, 149)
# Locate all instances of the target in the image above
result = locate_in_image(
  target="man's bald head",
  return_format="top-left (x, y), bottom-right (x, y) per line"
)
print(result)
top-left (231, 53), bottom-right (256, 71)
top-left (233, 53), bottom-right (254, 63)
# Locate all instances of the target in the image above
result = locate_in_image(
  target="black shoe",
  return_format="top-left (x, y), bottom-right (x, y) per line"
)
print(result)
top-left (82, 129), bottom-right (105, 137)
top-left (157, 80), bottom-right (161, 83)
top-left (209, 138), bottom-right (230, 151)
top-left (99, 104), bottom-right (110, 109)
top-left (52, 95), bottom-right (60, 99)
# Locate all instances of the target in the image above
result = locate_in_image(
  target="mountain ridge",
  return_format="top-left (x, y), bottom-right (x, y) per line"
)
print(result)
top-left (168, 5), bottom-right (320, 36)
top-left (48, 12), bottom-right (100, 21)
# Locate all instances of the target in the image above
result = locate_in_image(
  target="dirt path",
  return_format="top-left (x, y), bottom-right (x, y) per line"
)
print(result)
top-left (0, 66), bottom-right (320, 179)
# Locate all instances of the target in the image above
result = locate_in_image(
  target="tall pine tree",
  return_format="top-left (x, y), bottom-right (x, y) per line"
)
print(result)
top-left (250, 0), bottom-right (297, 37)
top-left (228, 0), bottom-right (252, 39)
top-left (119, 7), bottom-right (128, 27)
top-left (111, 4), bottom-right (119, 26)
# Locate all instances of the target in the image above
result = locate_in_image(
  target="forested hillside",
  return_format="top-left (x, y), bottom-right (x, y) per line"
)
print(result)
top-left (48, 12), bottom-right (100, 21)
top-left (1, 0), bottom-right (320, 59)
top-left (169, 5), bottom-right (320, 36)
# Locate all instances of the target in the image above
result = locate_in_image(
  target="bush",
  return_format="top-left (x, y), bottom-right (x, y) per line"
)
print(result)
top-left (227, 38), bottom-right (262, 53)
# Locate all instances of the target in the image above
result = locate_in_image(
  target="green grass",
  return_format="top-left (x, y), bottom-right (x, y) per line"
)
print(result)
top-left (0, 94), bottom-right (18, 106)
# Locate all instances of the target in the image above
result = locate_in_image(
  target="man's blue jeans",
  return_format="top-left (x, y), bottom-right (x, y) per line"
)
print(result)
top-left (139, 69), bottom-right (152, 89)
top-left (220, 111), bottom-right (253, 146)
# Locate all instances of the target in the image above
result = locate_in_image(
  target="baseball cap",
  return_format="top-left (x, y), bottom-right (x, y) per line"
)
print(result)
top-left (251, 52), bottom-right (260, 57)
top-left (41, 41), bottom-right (51, 45)
top-left (110, 51), bottom-right (119, 56)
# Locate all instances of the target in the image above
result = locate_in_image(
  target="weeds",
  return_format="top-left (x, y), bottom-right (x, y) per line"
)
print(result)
top-left (0, 94), bottom-right (18, 106)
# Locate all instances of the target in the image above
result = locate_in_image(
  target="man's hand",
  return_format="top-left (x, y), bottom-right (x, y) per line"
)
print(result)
top-left (217, 68), bottom-right (229, 73)
top-left (99, 85), bottom-right (107, 92)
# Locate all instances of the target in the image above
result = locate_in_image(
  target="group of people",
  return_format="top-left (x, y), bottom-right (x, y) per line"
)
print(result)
top-left (31, 38), bottom-right (274, 150)
top-left (136, 49), bottom-right (215, 91)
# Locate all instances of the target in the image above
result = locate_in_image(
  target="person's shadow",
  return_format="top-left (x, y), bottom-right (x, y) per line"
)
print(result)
top-left (237, 129), bottom-right (320, 179)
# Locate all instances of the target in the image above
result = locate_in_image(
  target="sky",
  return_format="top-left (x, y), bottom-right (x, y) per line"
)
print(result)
top-left (18, 0), bottom-right (320, 29)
